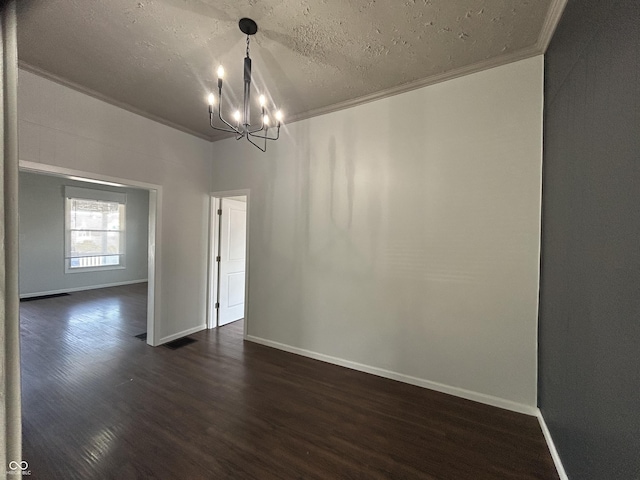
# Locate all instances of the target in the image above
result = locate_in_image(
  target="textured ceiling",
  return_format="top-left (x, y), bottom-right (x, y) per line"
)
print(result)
top-left (17, 0), bottom-right (562, 141)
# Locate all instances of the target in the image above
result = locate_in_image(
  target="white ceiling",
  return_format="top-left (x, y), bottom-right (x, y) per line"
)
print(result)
top-left (17, 0), bottom-right (565, 141)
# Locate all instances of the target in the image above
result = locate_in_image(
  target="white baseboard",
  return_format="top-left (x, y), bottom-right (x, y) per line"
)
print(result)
top-left (537, 409), bottom-right (569, 479)
top-left (158, 324), bottom-right (207, 345)
top-left (245, 335), bottom-right (537, 416)
top-left (19, 279), bottom-right (148, 299)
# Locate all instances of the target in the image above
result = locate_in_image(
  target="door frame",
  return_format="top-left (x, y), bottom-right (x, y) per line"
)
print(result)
top-left (19, 160), bottom-right (163, 346)
top-left (208, 189), bottom-right (250, 338)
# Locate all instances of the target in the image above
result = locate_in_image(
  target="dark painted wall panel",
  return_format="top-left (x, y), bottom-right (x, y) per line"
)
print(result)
top-left (539, 0), bottom-right (640, 479)
top-left (543, 0), bottom-right (617, 104)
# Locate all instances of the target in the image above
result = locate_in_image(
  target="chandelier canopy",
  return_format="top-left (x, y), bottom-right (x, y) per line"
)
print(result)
top-left (207, 18), bottom-right (282, 152)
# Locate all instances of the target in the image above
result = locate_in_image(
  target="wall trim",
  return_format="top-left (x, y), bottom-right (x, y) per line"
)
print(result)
top-left (158, 324), bottom-right (206, 345)
top-left (19, 279), bottom-right (148, 299)
top-left (281, 46), bottom-right (541, 128)
top-left (18, 62), bottom-right (211, 142)
top-left (536, 409), bottom-right (569, 480)
top-left (19, 160), bottom-right (162, 191)
top-left (536, 0), bottom-right (569, 53)
top-left (19, 0), bottom-right (567, 146)
top-left (286, 0), bottom-right (567, 127)
top-left (245, 335), bottom-right (537, 416)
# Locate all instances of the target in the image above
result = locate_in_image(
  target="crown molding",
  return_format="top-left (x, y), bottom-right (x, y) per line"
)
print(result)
top-left (536, 0), bottom-right (569, 52)
top-left (18, 61), bottom-right (212, 142)
top-left (20, 1), bottom-right (567, 145)
top-left (283, 44), bottom-right (542, 128)
top-left (283, 0), bottom-right (568, 129)
top-left (280, 0), bottom-right (568, 129)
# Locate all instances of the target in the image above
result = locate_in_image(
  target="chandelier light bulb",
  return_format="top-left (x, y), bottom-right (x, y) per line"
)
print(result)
top-left (233, 110), bottom-right (241, 122)
top-left (207, 93), bottom-right (215, 106)
top-left (275, 110), bottom-right (283, 122)
top-left (263, 115), bottom-right (269, 125)
top-left (217, 65), bottom-right (225, 79)
top-left (259, 94), bottom-right (266, 107)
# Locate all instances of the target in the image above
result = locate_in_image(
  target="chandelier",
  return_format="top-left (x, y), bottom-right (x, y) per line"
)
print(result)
top-left (207, 18), bottom-right (282, 152)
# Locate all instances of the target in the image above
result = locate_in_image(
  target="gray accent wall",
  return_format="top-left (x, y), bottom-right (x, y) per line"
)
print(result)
top-left (19, 171), bottom-right (149, 296)
top-left (539, 0), bottom-right (640, 478)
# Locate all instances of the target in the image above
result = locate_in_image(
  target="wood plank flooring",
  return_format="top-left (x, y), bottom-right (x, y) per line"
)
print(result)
top-left (20, 284), bottom-right (558, 479)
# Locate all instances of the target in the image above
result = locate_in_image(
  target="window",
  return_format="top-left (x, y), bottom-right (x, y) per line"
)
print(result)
top-left (65, 187), bottom-right (126, 272)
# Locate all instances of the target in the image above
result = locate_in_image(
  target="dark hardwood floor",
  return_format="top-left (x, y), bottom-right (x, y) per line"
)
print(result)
top-left (20, 284), bottom-right (558, 479)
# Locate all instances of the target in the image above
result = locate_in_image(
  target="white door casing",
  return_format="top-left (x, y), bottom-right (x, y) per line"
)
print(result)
top-left (218, 197), bottom-right (246, 326)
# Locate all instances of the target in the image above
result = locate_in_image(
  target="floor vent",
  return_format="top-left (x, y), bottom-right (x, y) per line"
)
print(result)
top-left (20, 293), bottom-right (70, 302)
top-left (164, 337), bottom-right (197, 350)
top-left (134, 333), bottom-right (147, 341)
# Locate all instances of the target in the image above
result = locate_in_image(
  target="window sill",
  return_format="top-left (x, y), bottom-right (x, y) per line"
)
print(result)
top-left (65, 265), bottom-right (126, 274)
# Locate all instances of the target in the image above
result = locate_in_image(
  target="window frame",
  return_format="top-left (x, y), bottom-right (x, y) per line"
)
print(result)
top-left (64, 187), bottom-right (127, 274)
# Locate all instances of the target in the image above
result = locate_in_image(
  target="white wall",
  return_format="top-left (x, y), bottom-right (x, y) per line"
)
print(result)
top-left (210, 56), bottom-right (544, 411)
top-left (18, 70), bottom-right (212, 342)
top-left (19, 171), bottom-right (149, 296)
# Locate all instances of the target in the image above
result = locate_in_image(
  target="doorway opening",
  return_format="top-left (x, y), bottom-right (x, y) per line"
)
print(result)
top-left (208, 191), bottom-right (249, 336)
top-left (18, 160), bottom-right (161, 346)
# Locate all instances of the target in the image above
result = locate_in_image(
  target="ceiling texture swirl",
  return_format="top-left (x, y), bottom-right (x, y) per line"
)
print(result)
top-left (17, 0), bottom-right (566, 141)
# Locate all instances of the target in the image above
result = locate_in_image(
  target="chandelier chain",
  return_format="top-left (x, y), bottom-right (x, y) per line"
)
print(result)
top-left (246, 35), bottom-right (250, 57)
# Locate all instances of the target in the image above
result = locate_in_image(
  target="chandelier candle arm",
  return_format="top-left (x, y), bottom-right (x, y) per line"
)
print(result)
top-left (206, 17), bottom-right (283, 152)
top-left (209, 94), bottom-right (240, 134)
top-left (208, 71), bottom-right (241, 134)
top-left (248, 124), bottom-right (280, 141)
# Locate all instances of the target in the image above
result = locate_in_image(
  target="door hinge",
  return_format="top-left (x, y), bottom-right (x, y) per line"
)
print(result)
top-left (216, 255), bottom-right (221, 262)
top-left (215, 302), bottom-right (220, 309)
top-left (217, 208), bottom-right (222, 215)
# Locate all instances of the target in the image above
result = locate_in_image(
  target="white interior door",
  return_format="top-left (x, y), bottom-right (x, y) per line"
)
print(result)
top-left (218, 197), bottom-right (246, 326)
